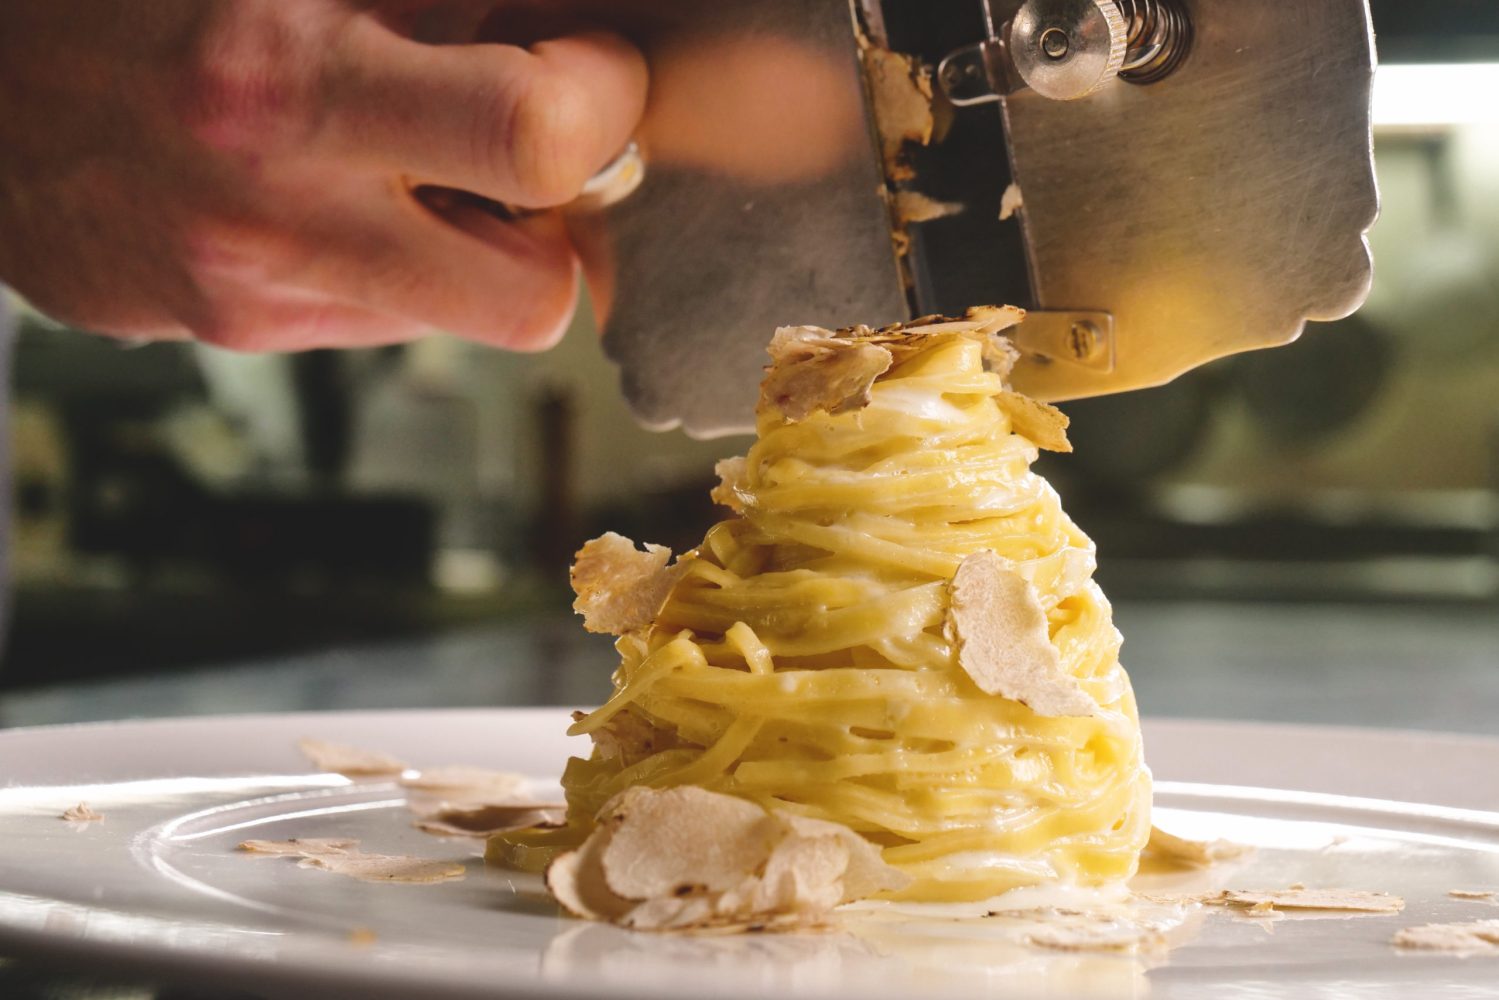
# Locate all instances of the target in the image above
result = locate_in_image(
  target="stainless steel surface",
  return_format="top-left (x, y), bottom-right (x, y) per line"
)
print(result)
top-left (587, 0), bottom-right (1376, 430)
top-left (1010, 0), bottom-right (1128, 101)
top-left (594, 1), bottom-right (908, 439)
top-left (1005, 0), bottom-right (1378, 400)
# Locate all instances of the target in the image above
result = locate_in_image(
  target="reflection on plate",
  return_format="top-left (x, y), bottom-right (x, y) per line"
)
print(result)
top-left (0, 710), bottom-right (1495, 999)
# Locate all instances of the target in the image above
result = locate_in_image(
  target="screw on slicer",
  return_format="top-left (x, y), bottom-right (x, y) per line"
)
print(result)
top-left (1040, 27), bottom-right (1071, 60)
top-left (1009, 0), bottom-right (1128, 101)
top-left (1067, 320), bottom-right (1101, 361)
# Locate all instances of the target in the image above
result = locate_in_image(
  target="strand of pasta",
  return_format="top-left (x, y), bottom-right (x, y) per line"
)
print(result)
top-left (499, 334), bottom-right (1150, 901)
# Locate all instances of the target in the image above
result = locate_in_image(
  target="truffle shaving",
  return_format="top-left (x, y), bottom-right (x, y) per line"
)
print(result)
top-left (996, 390), bottom-right (1072, 453)
top-left (756, 308), bottom-right (1027, 426)
top-left (1449, 889), bottom-right (1497, 901)
top-left (239, 837), bottom-right (465, 884)
top-left (775, 812), bottom-right (906, 900)
top-left (299, 853), bottom-right (467, 884)
top-left (946, 551), bottom-right (1095, 717)
top-left (546, 825), bottom-right (635, 922)
top-left (1146, 826), bottom-right (1252, 867)
top-left (711, 456), bottom-right (750, 513)
top-left (399, 766), bottom-right (527, 802)
top-left (1208, 888), bottom-right (1404, 913)
top-left (882, 306), bottom-right (1024, 376)
top-left (571, 532), bottom-right (691, 635)
top-left (859, 42), bottom-right (933, 181)
top-left (601, 786), bottom-right (778, 899)
top-left (1392, 919), bottom-right (1499, 954)
top-left (238, 838), bottom-right (359, 856)
top-left (545, 785), bottom-right (909, 932)
top-left (760, 327), bottom-right (893, 422)
top-left (61, 803), bottom-right (103, 824)
top-left (413, 802), bottom-right (564, 838)
top-left (1023, 919), bottom-right (1167, 953)
top-left (297, 739), bottom-right (407, 777)
top-left (582, 707), bottom-right (666, 766)
top-left (999, 182), bottom-right (1023, 221)
top-left (892, 191), bottom-right (962, 224)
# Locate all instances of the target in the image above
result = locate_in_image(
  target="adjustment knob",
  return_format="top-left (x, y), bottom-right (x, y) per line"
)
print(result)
top-left (1009, 0), bottom-right (1128, 101)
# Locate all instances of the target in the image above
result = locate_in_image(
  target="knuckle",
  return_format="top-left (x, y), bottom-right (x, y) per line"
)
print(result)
top-left (181, 218), bottom-right (297, 286)
top-left (500, 71), bottom-right (597, 204)
top-left (175, 4), bottom-right (322, 151)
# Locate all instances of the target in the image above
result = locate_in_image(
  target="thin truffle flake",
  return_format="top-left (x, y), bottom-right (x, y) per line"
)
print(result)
top-left (859, 41), bottom-right (933, 181)
top-left (1146, 826), bottom-right (1252, 867)
top-left (1449, 889), bottom-right (1497, 901)
top-left (239, 837), bottom-right (465, 884)
top-left (413, 802), bottom-right (564, 838)
top-left (946, 551), bottom-right (1095, 717)
top-left (999, 182), bottom-right (1024, 221)
top-left (757, 307), bottom-right (1028, 425)
top-left (876, 305), bottom-right (1026, 377)
top-left (582, 707), bottom-right (664, 766)
top-left (710, 456), bottom-right (749, 513)
top-left (238, 838), bottom-right (359, 856)
top-left (297, 739), bottom-right (407, 777)
top-left (546, 785), bottom-right (908, 932)
top-left (601, 786), bottom-right (777, 900)
top-left (400, 766), bottom-right (527, 800)
top-left (997, 389), bottom-right (1072, 453)
top-left (546, 831), bottom-right (634, 922)
top-left (892, 190), bottom-right (962, 225)
top-left (775, 812), bottom-right (908, 901)
top-left (1392, 919), bottom-right (1499, 953)
top-left (759, 327), bottom-right (893, 422)
top-left (570, 532), bottom-right (690, 635)
top-left (1209, 888), bottom-right (1404, 913)
top-left (299, 853), bottom-right (467, 885)
top-left (1024, 919), bottom-right (1166, 953)
top-left (61, 803), bottom-right (103, 824)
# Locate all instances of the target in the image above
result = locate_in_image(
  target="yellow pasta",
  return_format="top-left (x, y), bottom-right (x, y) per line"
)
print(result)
top-left (495, 320), bottom-right (1151, 902)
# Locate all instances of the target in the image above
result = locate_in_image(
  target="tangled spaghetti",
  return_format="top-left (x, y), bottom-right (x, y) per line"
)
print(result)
top-left (495, 313), bottom-right (1151, 902)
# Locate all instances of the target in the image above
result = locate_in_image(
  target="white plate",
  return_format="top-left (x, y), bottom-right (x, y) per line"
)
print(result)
top-left (0, 710), bottom-right (1496, 1000)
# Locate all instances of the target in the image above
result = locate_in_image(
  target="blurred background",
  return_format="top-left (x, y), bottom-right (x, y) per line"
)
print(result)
top-left (0, 0), bottom-right (1495, 730)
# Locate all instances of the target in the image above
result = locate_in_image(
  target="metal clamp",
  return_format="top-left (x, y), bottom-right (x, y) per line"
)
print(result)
top-left (937, 0), bottom-right (1191, 105)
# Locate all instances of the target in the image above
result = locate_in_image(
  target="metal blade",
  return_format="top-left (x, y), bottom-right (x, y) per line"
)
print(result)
top-left (1001, 0), bottom-right (1378, 400)
top-left (592, 0), bottom-right (907, 439)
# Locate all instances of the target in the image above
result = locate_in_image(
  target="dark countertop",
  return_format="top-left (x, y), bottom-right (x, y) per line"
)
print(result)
top-left (2, 600), bottom-right (1496, 735)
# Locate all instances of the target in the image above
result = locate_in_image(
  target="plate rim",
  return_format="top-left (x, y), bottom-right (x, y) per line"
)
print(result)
top-left (3, 707), bottom-right (1495, 806)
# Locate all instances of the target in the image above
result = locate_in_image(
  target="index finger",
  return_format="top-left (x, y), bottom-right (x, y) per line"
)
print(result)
top-left (322, 19), bottom-right (648, 208)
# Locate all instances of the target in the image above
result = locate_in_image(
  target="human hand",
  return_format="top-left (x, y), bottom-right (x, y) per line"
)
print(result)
top-left (0, 0), bottom-right (646, 351)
